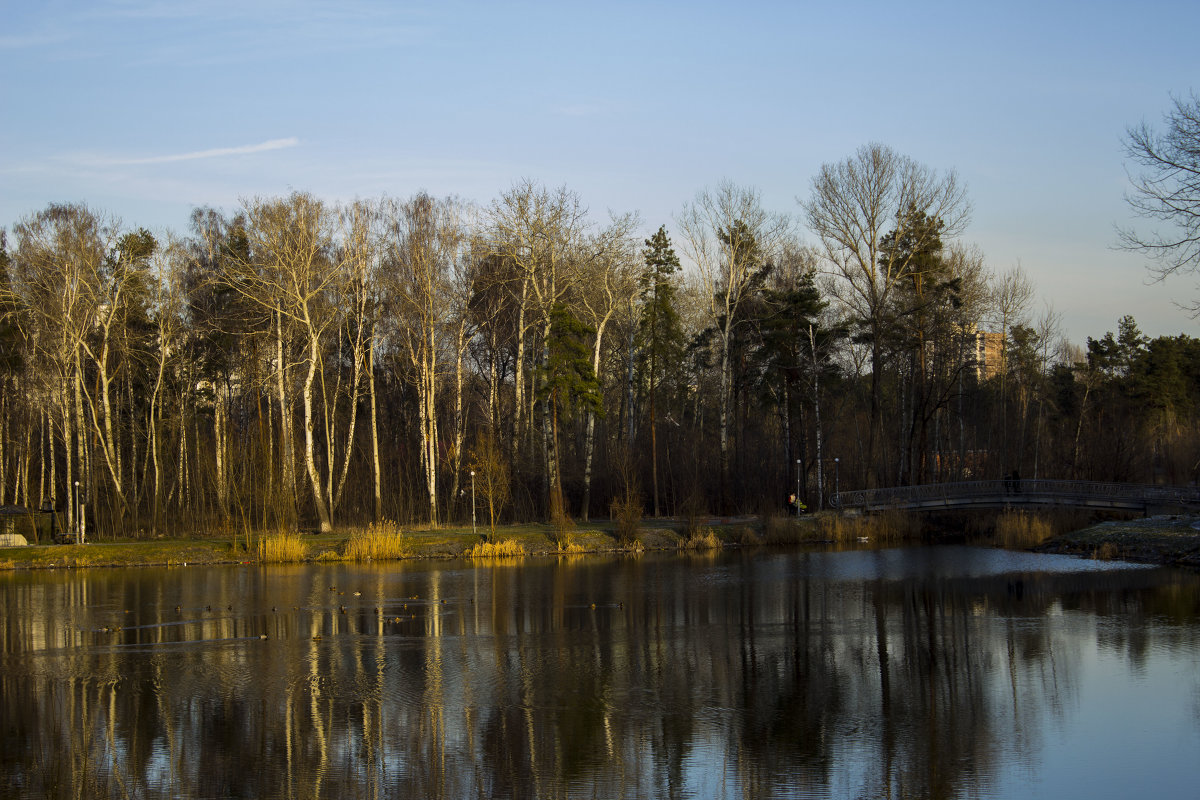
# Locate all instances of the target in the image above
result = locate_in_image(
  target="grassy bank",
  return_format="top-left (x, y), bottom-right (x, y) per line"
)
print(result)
top-left (0, 517), bottom-right (736, 571)
top-left (1034, 514), bottom-right (1200, 568)
top-left (0, 510), bottom-right (889, 570)
top-left (8, 508), bottom-right (1184, 571)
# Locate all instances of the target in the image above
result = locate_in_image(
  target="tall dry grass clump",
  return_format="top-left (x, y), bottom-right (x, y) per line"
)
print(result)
top-left (763, 514), bottom-right (809, 544)
top-left (467, 538), bottom-right (525, 558)
top-left (257, 531), bottom-right (309, 563)
top-left (343, 520), bottom-right (406, 561)
top-left (737, 524), bottom-right (763, 545)
top-left (818, 514), bottom-right (867, 542)
top-left (994, 511), bottom-right (1053, 548)
top-left (875, 509), bottom-right (923, 541)
top-left (817, 510), bottom-right (921, 543)
top-left (680, 527), bottom-right (722, 550)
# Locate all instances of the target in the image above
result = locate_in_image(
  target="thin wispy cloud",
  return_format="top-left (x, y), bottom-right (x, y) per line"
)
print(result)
top-left (0, 31), bottom-right (72, 49)
top-left (80, 137), bottom-right (300, 167)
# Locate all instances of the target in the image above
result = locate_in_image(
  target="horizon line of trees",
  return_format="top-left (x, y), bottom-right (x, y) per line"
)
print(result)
top-left (3, 142), bottom-right (1200, 539)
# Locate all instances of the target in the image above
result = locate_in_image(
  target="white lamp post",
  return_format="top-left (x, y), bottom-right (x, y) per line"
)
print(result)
top-left (470, 470), bottom-right (477, 536)
top-left (834, 458), bottom-right (840, 508)
top-left (74, 481), bottom-right (81, 544)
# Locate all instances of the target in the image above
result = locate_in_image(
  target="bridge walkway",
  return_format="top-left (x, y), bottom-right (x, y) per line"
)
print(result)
top-left (833, 479), bottom-right (1200, 513)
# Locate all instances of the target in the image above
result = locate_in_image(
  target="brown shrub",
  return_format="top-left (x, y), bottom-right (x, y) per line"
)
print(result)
top-left (610, 491), bottom-right (643, 547)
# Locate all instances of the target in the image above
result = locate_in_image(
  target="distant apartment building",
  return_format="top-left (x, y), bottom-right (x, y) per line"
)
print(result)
top-left (966, 327), bottom-right (1005, 380)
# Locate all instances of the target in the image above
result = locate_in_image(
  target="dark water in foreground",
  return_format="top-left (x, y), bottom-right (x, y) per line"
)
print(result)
top-left (1, 546), bottom-right (1198, 799)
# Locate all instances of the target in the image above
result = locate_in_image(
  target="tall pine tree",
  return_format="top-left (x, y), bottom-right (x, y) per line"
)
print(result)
top-left (638, 226), bottom-right (685, 516)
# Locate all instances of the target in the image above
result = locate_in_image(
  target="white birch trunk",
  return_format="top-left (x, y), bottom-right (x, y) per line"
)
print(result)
top-left (579, 316), bottom-right (610, 522)
top-left (275, 307), bottom-right (297, 527)
top-left (73, 359), bottom-right (87, 543)
top-left (302, 331), bottom-right (332, 533)
top-left (331, 325), bottom-right (364, 514)
top-left (215, 384), bottom-right (228, 521)
top-left (368, 337), bottom-right (382, 522)
top-left (448, 320), bottom-right (467, 512)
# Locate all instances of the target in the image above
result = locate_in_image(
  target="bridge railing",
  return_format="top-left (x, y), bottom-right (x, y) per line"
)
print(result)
top-left (834, 479), bottom-right (1200, 510)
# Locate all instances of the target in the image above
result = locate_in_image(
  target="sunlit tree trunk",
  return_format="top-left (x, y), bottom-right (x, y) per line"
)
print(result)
top-left (301, 326), bottom-right (332, 533)
top-left (275, 306), bottom-right (298, 528)
top-left (577, 218), bottom-right (638, 521)
top-left (214, 384), bottom-right (228, 522)
top-left (19, 421), bottom-right (30, 508)
top-left (368, 336), bottom-right (382, 522)
top-left (330, 322), bottom-right (363, 515)
top-left (73, 357), bottom-right (87, 542)
top-left (448, 317), bottom-right (469, 514)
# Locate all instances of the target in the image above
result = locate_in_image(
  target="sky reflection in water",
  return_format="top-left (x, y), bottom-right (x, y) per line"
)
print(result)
top-left (0, 545), bottom-right (1197, 799)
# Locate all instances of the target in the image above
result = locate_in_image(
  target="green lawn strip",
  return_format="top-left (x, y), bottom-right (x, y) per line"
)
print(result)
top-left (0, 540), bottom-right (240, 569)
top-left (0, 517), bottom-right (717, 571)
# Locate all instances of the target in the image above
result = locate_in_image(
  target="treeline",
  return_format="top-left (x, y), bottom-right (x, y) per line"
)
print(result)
top-left (1, 144), bottom-right (1199, 538)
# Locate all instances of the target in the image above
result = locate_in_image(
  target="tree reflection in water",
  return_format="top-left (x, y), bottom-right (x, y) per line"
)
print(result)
top-left (0, 548), bottom-right (1197, 799)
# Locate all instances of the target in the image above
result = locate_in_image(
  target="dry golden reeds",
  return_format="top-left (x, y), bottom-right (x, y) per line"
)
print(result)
top-left (816, 509), bottom-right (921, 544)
top-left (256, 531), bottom-right (309, 563)
top-left (680, 528), bottom-right (722, 550)
top-left (466, 538), bottom-right (526, 558)
top-left (764, 515), bottom-right (810, 544)
top-left (343, 520), bottom-right (406, 561)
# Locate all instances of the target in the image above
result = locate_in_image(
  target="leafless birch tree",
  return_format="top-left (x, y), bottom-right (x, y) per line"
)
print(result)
top-left (218, 193), bottom-right (346, 533)
top-left (10, 204), bottom-right (120, 539)
top-left (381, 193), bottom-right (465, 528)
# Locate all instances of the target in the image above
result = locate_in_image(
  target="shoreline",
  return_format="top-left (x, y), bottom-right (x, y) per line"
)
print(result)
top-left (0, 520), bottom-right (750, 571)
top-left (4, 512), bottom-right (1199, 571)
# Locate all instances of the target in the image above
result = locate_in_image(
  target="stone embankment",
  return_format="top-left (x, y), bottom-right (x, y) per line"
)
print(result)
top-left (1036, 514), bottom-right (1200, 568)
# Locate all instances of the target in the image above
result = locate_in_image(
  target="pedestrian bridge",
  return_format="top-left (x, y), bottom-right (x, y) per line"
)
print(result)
top-left (833, 479), bottom-right (1200, 514)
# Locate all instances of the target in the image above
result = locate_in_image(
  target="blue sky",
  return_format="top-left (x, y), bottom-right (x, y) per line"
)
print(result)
top-left (2, 0), bottom-right (1197, 345)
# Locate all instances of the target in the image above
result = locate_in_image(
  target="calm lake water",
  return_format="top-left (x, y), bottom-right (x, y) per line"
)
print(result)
top-left (1, 545), bottom-right (1198, 799)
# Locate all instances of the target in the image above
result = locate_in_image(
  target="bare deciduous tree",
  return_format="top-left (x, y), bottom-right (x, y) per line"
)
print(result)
top-left (380, 193), bottom-right (464, 528)
top-left (802, 144), bottom-right (969, 485)
top-left (486, 181), bottom-right (589, 514)
top-left (1119, 91), bottom-right (1200, 297)
top-left (218, 192), bottom-right (345, 533)
top-left (10, 203), bottom-right (120, 539)
top-left (575, 213), bottom-right (640, 520)
top-left (678, 181), bottom-right (791, 505)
